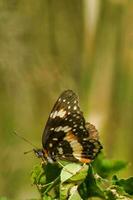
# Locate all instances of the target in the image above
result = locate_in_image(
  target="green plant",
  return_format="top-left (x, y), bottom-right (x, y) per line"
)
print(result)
top-left (30, 153), bottom-right (133, 200)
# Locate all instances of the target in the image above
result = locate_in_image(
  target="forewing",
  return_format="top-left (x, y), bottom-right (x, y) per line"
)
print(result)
top-left (42, 90), bottom-right (81, 147)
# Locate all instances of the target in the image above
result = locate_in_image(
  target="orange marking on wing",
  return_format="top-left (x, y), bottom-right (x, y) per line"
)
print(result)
top-left (43, 149), bottom-right (48, 157)
top-left (79, 157), bottom-right (92, 163)
top-left (64, 131), bottom-right (77, 142)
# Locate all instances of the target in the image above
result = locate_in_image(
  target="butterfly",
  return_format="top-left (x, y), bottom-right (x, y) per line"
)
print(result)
top-left (34, 90), bottom-right (102, 164)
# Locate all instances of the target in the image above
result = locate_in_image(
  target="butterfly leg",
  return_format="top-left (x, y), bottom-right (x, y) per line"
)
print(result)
top-left (34, 176), bottom-right (60, 197)
top-left (43, 176), bottom-right (60, 195)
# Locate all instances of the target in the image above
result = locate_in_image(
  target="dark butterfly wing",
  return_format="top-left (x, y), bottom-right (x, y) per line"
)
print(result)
top-left (42, 90), bottom-right (80, 146)
top-left (42, 90), bottom-right (102, 163)
top-left (85, 122), bottom-right (99, 140)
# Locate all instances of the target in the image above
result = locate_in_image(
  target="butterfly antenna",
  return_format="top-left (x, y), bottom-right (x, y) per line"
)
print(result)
top-left (24, 149), bottom-right (34, 154)
top-left (12, 131), bottom-right (38, 149)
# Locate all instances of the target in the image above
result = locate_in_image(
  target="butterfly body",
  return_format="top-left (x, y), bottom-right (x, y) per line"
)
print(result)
top-left (36, 90), bottom-right (102, 164)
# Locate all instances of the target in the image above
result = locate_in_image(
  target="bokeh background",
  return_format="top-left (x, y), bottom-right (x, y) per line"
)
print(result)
top-left (0, 0), bottom-right (133, 199)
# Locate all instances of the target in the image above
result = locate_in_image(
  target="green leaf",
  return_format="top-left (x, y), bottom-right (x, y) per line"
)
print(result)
top-left (31, 157), bottom-right (132, 200)
top-left (113, 175), bottom-right (133, 195)
top-left (44, 163), bottom-right (61, 183)
top-left (68, 185), bottom-right (81, 200)
top-left (93, 154), bottom-right (128, 178)
top-left (42, 194), bottom-right (54, 200)
top-left (31, 164), bottom-right (45, 184)
top-left (60, 163), bottom-right (88, 199)
top-left (60, 182), bottom-right (82, 200)
top-left (79, 165), bottom-right (105, 199)
top-left (105, 186), bottom-right (132, 200)
top-left (94, 173), bottom-right (110, 191)
top-left (70, 164), bottom-right (88, 182)
top-left (60, 163), bottom-right (88, 183)
top-left (39, 174), bottom-right (47, 185)
top-left (60, 183), bottom-right (74, 200)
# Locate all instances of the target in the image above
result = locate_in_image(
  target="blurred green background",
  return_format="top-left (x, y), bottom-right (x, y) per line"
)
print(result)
top-left (0, 0), bottom-right (133, 199)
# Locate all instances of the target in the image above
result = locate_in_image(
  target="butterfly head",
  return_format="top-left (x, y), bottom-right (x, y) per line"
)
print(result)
top-left (33, 148), bottom-right (44, 158)
top-left (33, 148), bottom-right (54, 163)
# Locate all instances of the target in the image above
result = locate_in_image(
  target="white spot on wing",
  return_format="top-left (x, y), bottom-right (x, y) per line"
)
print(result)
top-left (93, 148), bottom-right (99, 153)
top-left (52, 111), bottom-right (58, 118)
top-left (73, 106), bottom-right (77, 110)
top-left (62, 126), bottom-right (72, 132)
top-left (50, 112), bottom-right (53, 118)
top-left (73, 124), bottom-right (77, 127)
top-left (51, 109), bottom-right (66, 119)
top-left (55, 126), bottom-right (62, 132)
top-left (52, 138), bottom-right (58, 141)
top-left (49, 143), bottom-right (53, 147)
top-left (54, 125), bottom-right (71, 133)
top-left (47, 156), bottom-right (54, 163)
top-left (83, 138), bottom-right (88, 141)
top-left (57, 109), bottom-right (66, 118)
top-left (58, 147), bottom-right (63, 155)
